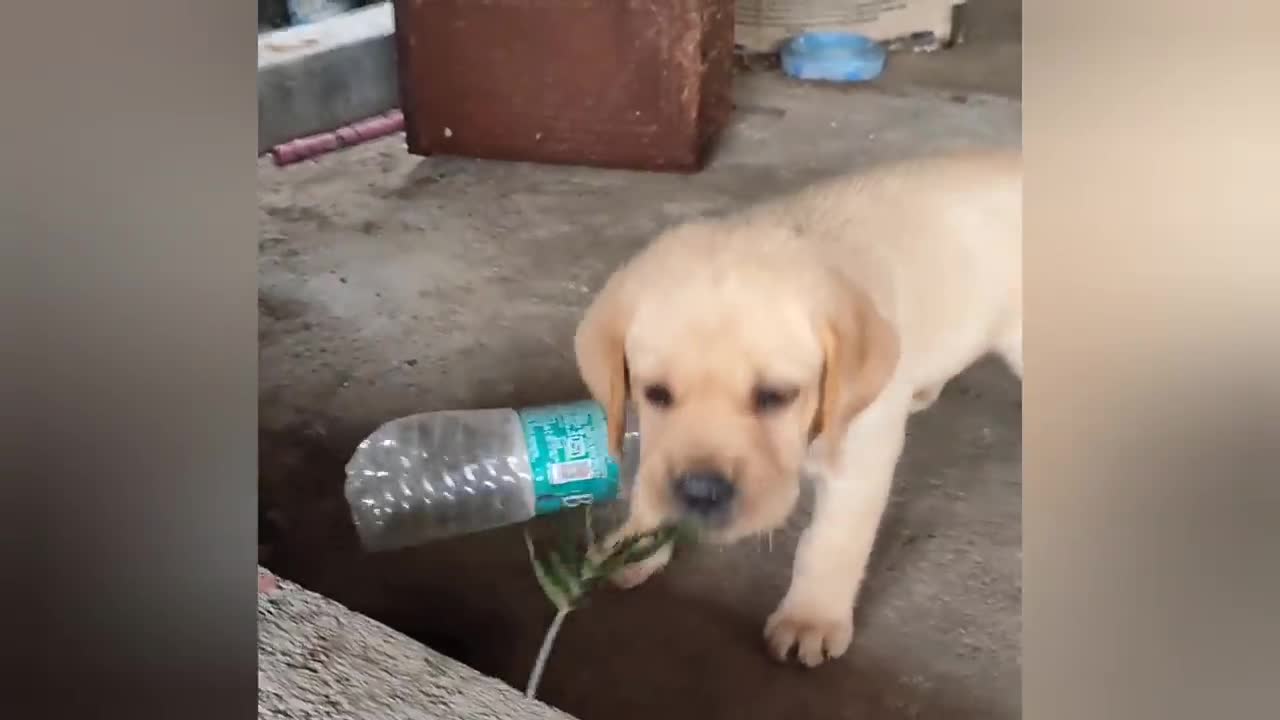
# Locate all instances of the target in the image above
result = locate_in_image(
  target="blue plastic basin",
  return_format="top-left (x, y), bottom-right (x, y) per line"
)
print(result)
top-left (781, 31), bottom-right (887, 83)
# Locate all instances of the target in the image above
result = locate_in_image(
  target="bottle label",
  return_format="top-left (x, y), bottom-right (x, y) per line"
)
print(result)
top-left (517, 400), bottom-right (621, 515)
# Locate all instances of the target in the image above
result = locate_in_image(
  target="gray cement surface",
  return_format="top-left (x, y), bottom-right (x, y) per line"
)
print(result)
top-left (259, 5), bottom-right (1022, 717)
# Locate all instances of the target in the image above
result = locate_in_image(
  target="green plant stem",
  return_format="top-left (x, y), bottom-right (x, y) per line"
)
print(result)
top-left (525, 607), bottom-right (570, 699)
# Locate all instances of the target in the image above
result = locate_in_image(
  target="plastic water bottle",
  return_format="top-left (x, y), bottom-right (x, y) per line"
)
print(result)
top-left (344, 400), bottom-right (639, 551)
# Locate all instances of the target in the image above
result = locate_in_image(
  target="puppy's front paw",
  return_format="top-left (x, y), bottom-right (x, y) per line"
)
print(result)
top-left (764, 600), bottom-right (854, 667)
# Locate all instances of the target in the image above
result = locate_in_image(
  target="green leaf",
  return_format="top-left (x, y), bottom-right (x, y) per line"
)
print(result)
top-left (521, 519), bottom-right (695, 701)
top-left (579, 548), bottom-right (606, 584)
top-left (525, 531), bottom-right (571, 612)
top-left (593, 525), bottom-right (681, 581)
top-left (546, 548), bottom-right (584, 602)
top-left (672, 523), bottom-right (702, 547)
top-left (583, 506), bottom-right (596, 548)
top-left (525, 523), bottom-right (688, 613)
top-left (590, 539), bottom-right (636, 581)
top-left (626, 527), bottom-right (680, 563)
top-left (555, 520), bottom-right (584, 576)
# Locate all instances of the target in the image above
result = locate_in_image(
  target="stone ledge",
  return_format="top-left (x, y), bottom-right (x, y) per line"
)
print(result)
top-left (257, 3), bottom-right (398, 154)
top-left (258, 568), bottom-right (576, 720)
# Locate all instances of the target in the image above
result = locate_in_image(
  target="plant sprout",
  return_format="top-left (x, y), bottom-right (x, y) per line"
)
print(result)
top-left (522, 510), bottom-right (690, 698)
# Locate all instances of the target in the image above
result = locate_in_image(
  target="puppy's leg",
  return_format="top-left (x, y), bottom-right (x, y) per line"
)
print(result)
top-left (765, 393), bottom-right (910, 667)
top-left (591, 502), bottom-right (672, 589)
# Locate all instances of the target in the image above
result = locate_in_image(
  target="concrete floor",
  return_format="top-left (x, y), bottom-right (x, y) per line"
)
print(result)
top-left (259, 3), bottom-right (1021, 718)
top-left (874, 0), bottom-right (1021, 99)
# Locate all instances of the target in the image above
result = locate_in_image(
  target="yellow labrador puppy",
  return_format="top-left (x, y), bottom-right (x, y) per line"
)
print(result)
top-left (575, 149), bottom-right (1022, 667)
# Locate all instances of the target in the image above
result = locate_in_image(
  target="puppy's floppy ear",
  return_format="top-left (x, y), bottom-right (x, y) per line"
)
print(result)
top-left (574, 269), bottom-right (634, 458)
top-left (811, 275), bottom-right (900, 448)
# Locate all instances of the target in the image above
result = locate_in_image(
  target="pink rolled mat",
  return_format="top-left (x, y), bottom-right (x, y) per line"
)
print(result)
top-left (270, 110), bottom-right (405, 166)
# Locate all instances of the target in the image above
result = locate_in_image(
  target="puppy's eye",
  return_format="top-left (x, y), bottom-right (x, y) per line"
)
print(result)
top-left (643, 383), bottom-right (674, 408)
top-left (753, 386), bottom-right (798, 413)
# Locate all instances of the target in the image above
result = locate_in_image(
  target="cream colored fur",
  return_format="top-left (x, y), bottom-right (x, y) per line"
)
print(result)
top-left (574, 149), bottom-right (1022, 667)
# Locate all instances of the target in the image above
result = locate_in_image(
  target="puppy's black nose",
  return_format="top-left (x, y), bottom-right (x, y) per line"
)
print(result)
top-left (674, 470), bottom-right (735, 516)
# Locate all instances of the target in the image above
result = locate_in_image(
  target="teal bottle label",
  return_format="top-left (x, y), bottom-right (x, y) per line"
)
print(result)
top-left (518, 400), bottom-right (621, 515)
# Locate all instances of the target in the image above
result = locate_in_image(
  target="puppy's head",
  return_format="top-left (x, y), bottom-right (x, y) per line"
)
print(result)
top-left (574, 224), bottom-right (898, 542)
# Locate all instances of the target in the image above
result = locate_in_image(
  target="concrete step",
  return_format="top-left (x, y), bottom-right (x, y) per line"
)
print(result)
top-left (258, 567), bottom-right (578, 719)
top-left (257, 3), bottom-right (397, 155)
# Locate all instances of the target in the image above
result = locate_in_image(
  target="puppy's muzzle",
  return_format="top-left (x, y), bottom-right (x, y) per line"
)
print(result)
top-left (673, 468), bottom-right (735, 520)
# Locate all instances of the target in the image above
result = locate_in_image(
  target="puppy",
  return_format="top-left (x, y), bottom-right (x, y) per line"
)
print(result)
top-left (574, 149), bottom-right (1022, 667)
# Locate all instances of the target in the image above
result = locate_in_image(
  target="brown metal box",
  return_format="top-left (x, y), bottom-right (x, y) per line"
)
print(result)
top-left (391, 0), bottom-right (735, 172)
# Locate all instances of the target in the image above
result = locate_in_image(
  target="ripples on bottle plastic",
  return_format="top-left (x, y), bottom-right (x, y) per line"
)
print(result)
top-left (344, 401), bottom-right (640, 551)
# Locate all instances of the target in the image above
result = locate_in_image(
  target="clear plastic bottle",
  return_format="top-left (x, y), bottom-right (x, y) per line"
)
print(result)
top-left (344, 400), bottom-right (639, 551)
